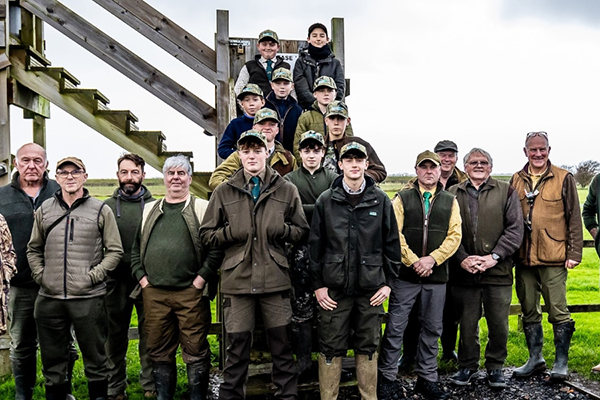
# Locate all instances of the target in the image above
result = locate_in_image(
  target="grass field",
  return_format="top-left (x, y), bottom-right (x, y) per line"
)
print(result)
top-left (1, 181), bottom-right (598, 399)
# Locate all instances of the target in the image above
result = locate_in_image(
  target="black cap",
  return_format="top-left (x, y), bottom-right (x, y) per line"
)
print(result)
top-left (434, 140), bottom-right (458, 153)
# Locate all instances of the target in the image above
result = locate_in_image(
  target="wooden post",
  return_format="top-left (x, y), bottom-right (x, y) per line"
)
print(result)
top-left (0, 0), bottom-right (11, 187)
top-left (31, 113), bottom-right (46, 147)
top-left (215, 10), bottom-right (230, 166)
top-left (330, 18), bottom-right (348, 98)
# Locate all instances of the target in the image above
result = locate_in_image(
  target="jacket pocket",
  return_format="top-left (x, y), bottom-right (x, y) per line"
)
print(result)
top-left (322, 254), bottom-right (345, 288)
top-left (358, 254), bottom-right (385, 290)
top-left (221, 250), bottom-right (245, 271)
top-left (537, 228), bottom-right (566, 263)
top-left (268, 247), bottom-right (289, 269)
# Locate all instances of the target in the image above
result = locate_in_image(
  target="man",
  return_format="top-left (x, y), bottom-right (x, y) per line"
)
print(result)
top-left (130, 155), bottom-right (221, 400)
top-left (378, 151), bottom-right (461, 400)
top-left (308, 142), bottom-right (401, 400)
top-left (583, 172), bottom-right (600, 373)
top-left (447, 148), bottom-right (524, 388)
top-left (201, 130), bottom-right (309, 400)
top-left (209, 108), bottom-right (296, 190)
top-left (28, 157), bottom-right (123, 400)
top-left (104, 154), bottom-right (156, 399)
top-left (399, 139), bottom-right (467, 369)
top-left (510, 131), bottom-right (583, 381)
top-left (321, 101), bottom-right (387, 183)
top-left (0, 144), bottom-right (77, 400)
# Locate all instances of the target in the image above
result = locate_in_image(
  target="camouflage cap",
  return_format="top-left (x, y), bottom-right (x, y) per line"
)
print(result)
top-left (324, 101), bottom-right (349, 119)
top-left (339, 142), bottom-right (368, 159)
top-left (56, 156), bottom-right (86, 172)
top-left (312, 75), bottom-right (337, 92)
top-left (258, 29), bottom-right (279, 43)
top-left (238, 129), bottom-right (268, 148)
top-left (272, 67), bottom-right (293, 82)
top-left (237, 83), bottom-right (264, 100)
top-left (299, 131), bottom-right (325, 147)
top-left (415, 150), bottom-right (441, 167)
top-left (254, 108), bottom-right (280, 124)
top-left (434, 140), bottom-right (458, 153)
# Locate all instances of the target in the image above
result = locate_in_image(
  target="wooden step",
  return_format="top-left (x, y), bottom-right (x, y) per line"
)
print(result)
top-left (11, 44), bottom-right (51, 68)
top-left (160, 150), bottom-right (193, 158)
top-left (62, 88), bottom-right (110, 112)
top-left (30, 66), bottom-right (80, 90)
top-left (191, 171), bottom-right (212, 199)
top-left (128, 130), bottom-right (166, 155)
top-left (96, 109), bottom-right (138, 134)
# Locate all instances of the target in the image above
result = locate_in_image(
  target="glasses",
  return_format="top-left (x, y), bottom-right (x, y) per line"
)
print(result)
top-left (56, 170), bottom-right (84, 178)
top-left (526, 131), bottom-right (548, 139)
top-left (467, 161), bottom-right (490, 167)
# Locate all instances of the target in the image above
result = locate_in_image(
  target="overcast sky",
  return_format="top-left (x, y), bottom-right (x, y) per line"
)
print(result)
top-left (9, 0), bottom-right (600, 178)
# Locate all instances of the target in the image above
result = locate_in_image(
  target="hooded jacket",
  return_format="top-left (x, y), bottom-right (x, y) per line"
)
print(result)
top-left (583, 173), bottom-right (600, 255)
top-left (264, 91), bottom-right (303, 152)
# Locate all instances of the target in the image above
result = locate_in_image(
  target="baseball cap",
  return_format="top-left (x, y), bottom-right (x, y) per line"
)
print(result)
top-left (415, 150), bottom-right (441, 167)
top-left (312, 76), bottom-right (337, 92)
top-left (340, 142), bottom-right (368, 159)
top-left (238, 130), bottom-right (268, 148)
top-left (272, 68), bottom-right (293, 82)
top-left (237, 83), bottom-right (263, 100)
top-left (254, 108), bottom-right (280, 124)
top-left (299, 131), bottom-right (325, 147)
top-left (258, 29), bottom-right (279, 44)
top-left (56, 156), bottom-right (86, 172)
top-left (324, 101), bottom-right (349, 119)
top-left (434, 140), bottom-right (459, 153)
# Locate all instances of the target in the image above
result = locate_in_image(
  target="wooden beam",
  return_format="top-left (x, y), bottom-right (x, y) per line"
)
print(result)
top-left (215, 10), bottom-right (229, 165)
top-left (91, 0), bottom-right (216, 83)
top-left (0, 0), bottom-right (10, 186)
top-left (21, 0), bottom-right (218, 134)
top-left (8, 78), bottom-right (50, 117)
top-left (30, 112), bottom-right (46, 147)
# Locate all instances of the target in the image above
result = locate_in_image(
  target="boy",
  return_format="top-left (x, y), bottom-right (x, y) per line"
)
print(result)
top-left (294, 23), bottom-right (345, 110)
top-left (201, 130), bottom-right (309, 400)
top-left (308, 142), bottom-right (401, 400)
top-left (234, 29), bottom-right (290, 98)
top-left (283, 131), bottom-right (338, 381)
top-left (209, 108), bottom-right (297, 190)
top-left (218, 84), bottom-right (265, 159)
top-left (265, 68), bottom-right (303, 153)
top-left (293, 76), bottom-right (353, 162)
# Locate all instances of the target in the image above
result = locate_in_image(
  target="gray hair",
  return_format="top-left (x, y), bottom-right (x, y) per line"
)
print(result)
top-left (162, 154), bottom-right (192, 175)
top-left (16, 143), bottom-right (48, 162)
top-left (463, 148), bottom-right (493, 167)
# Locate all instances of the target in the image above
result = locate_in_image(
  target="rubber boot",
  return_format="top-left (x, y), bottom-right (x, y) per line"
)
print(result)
top-left (355, 353), bottom-right (377, 400)
top-left (318, 353), bottom-right (342, 400)
top-left (187, 358), bottom-right (211, 400)
top-left (153, 363), bottom-right (177, 400)
top-left (45, 383), bottom-right (69, 400)
top-left (67, 349), bottom-right (79, 399)
top-left (513, 322), bottom-right (546, 378)
top-left (88, 379), bottom-right (108, 400)
top-left (12, 356), bottom-right (37, 400)
top-left (266, 325), bottom-right (298, 400)
top-left (291, 320), bottom-right (314, 382)
top-left (219, 331), bottom-right (252, 399)
top-left (550, 320), bottom-right (576, 381)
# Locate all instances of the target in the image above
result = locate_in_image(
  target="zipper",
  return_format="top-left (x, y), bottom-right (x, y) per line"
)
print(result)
top-left (422, 195), bottom-right (437, 256)
top-left (63, 215), bottom-right (70, 298)
top-left (69, 219), bottom-right (75, 243)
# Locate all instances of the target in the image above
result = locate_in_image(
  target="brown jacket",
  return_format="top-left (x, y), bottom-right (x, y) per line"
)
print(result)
top-left (510, 162), bottom-right (583, 267)
top-left (200, 166), bottom-right (309, 294)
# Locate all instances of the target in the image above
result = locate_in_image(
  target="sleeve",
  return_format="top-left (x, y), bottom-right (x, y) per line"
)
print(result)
top-left (234, 65), bottom-right (249, 96)
top-left (130, 222), bottom-right (146, 282)
top-left (208, 153), bottom-right (242, 190)
top-left (364, 141), bottom-right (387, 183)
top-left (491, 187), bottom-right (525, 259)
top-left (307, 196), bottom-right (327, 290)
top-left (218, 121), bottom-right (238, 160)
top-left (293, 56), bottom-right (315, 109)
top-left (429, 198), bottom-right (462, 266)
top-left (392, 195), bottom-right (420, 267)
top-left (199, 189), bottom-right (231, 249)
top-left (89, 206), bottom-right (124, 285)
top-left (563, 174), bottom-right (584, 263)
top-left (283, 184), bottom-right (310, 245)
top-left (381, 195), bottom-right (402, 282)
top-left (582, 174), bottom-right (599, 232)
top-left (27, 208), bottom-right (46, 285)
top-left (293, 114), bottom-right (309, 163)
top-left (0, 215), bottom-right (17, 281)
top-left (332, 58), bottom-right (346, 100)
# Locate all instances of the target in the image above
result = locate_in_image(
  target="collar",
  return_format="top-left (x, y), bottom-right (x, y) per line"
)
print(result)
top-left (243, 168), bottom-right (267, 185)
top-left (342, 178), bottom-right (366, 195)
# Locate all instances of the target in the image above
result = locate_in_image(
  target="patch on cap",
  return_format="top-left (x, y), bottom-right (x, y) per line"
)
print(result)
top-left (299, 131), bottom-right (325, 147)
top-left (340, 142), bottom-right (368, 159)
top-left (237, 83), bottom-right (264, 100)
top-left (258, 29), bottom-right (279, 43)
top-left (272, 68), bottom-right (293, 82)
top-left (415, 150), bottom-right (441, 167)
top-left (313, 76), bottom-right (337, 91)
top-left (324, 101), bottom-right (349, 119)
top-left (254, 108), bottom-right (280, 124)
top-left (56, 156), bottom-right (86, 172)
top-left (238, 130), bottom-right (268, 148)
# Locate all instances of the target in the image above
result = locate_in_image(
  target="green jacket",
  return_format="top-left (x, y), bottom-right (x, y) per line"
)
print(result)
top-left (28, 189), bottom-right (124, 299)
top-left (201, 166), bottom-right (309, 295)
top-left (209, 141), bottom-right (297, 190)
top-left (582, 173), bottom-right (600, 255)
top-left (283, 165), bottom-right (338, 225)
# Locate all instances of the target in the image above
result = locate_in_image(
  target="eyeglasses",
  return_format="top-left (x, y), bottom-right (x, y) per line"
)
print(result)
top-left (56, 170), bottom-right (84, 178)
top-left (526, 131), bottom-right (548, 139)
top-left (467, 161), bottom-right (490, 167)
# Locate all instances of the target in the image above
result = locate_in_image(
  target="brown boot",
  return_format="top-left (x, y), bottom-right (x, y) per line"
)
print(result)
top-left (318, 353), bottom-right (342, 400)
top-left (355, 352), bottom-right (377, 400)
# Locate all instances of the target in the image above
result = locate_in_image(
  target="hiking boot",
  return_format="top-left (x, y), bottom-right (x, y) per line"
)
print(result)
top-left (414, 377), bottom-right (449, 400)
top-left (449, 368), bottom-right (477, 386)
top-left (377, 375), bottom-right (400, 400)
top-left (487, 369), bottom-right (506, 388)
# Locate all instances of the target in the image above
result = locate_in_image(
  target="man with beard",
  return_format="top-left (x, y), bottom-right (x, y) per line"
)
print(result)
top-left (104, 154), bottom-right (156, 399)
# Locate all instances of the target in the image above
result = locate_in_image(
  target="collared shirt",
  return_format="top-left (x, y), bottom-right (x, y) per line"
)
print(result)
top-left (342, 178), bottom-right (366, 195)
top-left (528, 166), bottom-right (548, 188)
top-left (243, 168), bottom-right (267, 187)
top-left (393, 186), bottom-right (462, 267)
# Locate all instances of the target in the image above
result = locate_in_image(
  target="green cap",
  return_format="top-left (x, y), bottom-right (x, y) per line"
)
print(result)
top-left (313, 76), bottom-right (337, 92)
top-left (324, 101), bottom-right (349, 119)
top-left (272, 67), bottom-right (293, 82)
top-left (299, 131), bottom-right (325, 147)
top-left (238, 130), bottom-right (268, 148)
top-left (415, 150), bottom-right (441, 167)
top-left (339, 142), bottom-right (368, 159)
top-left (237, 83), bottom-right (264, 100)
top-left (258, 29), bottom-right (279, 43)
top-left (254, 108), bottom-right (280, 124)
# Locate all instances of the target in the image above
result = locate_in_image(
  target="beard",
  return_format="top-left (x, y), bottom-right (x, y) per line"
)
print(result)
top-left (119, 180), bottom-right (142, 195)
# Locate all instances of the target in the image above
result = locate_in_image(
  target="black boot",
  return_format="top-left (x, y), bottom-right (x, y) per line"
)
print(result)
top-left (45, 383), bottom-right (69, 400)
top-left (153, 363), bottom-right (177, 400)
top-left (291, 321), bottom-right (315, 382)
top-left (88, 379), bottom-right (108, 400)
top-left (67, 350), bottom-right (79, 397)
top-left (12, 356), bottom-right (37, 400)
top-left (266, 325), bottom-right (298, 400)
top-left (513, 322), bottom-right (546, 378)
top-left (550, 320), bottom-right (576, 381)
top-left (219, 331), bottom-right (252, 399)
top-left (187, 359), bottom-right (211, 400)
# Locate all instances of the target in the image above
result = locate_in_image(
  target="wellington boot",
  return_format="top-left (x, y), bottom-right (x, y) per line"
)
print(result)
top-left (153, 363), bottom-right (177, 400)
top-left (88, 379), bottom-right (108, 400)
top-left (355, 353), bottom-right (377, 400)
top-left (513, 322), bottom-right (546, 378)
top-left (550, 320), bottom-right (576, 381)
top-left (12, 356), bottom-right (37, 400)
top-left (291, 321), bottom-right (315, 382)
top-left (318, 353), bottom-right (342, 400)
top-left (187, 359), bottom-right (211, 400)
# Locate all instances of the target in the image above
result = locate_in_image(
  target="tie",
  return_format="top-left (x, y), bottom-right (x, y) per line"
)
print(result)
top-left (266, 59), bottom-right (273, 81)
top-left (423, 191), bottom-right (432, 215)
top-left (251, 176), bottom-right (260, 203)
